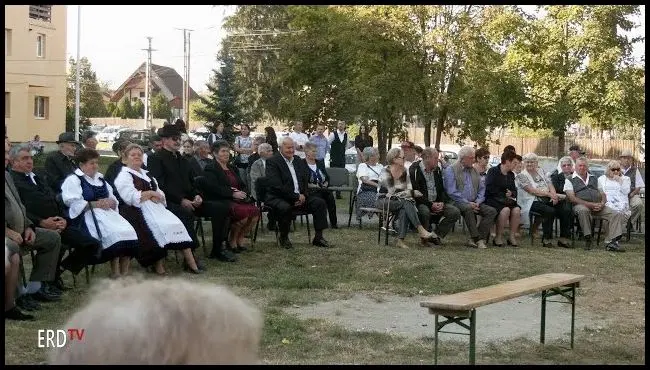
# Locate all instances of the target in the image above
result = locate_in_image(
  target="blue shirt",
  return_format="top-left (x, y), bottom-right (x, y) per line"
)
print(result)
top-left (309, 135), bottom-right (330, 161)
top-left (443, 165), bottom-right (486, 205)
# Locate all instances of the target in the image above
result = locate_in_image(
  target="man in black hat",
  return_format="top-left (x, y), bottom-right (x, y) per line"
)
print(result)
top-left (44, 132), bottom-right (80, 193)
top-left (568, 145), bottom-right (585, 163)
top-left (147, 125), bottom-right (235, 263)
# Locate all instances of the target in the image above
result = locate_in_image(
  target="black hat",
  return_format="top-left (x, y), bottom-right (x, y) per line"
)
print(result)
top-left (56, 132), bottom-right (81, 145)
top-left (150, 134), bottom-right (161, 142)
top-left (158, 124), bottom-right (182, 138)
top-left (81, 130), bottom-right (96, 142)
top-left (568, 145), bottom-right (585, 155)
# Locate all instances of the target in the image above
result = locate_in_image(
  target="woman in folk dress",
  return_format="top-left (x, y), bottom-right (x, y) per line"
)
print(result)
top-left (114, 144), bottom-right (201, 275)
top-left (61, 149), bottom-right (138, 278)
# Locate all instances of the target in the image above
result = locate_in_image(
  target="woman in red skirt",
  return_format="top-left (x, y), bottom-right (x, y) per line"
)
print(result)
top-left (201, 140), bottom-right (259, 253)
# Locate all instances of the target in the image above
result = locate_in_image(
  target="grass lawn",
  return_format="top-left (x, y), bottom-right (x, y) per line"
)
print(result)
top-left (6, 168), bottom-right (645, 365)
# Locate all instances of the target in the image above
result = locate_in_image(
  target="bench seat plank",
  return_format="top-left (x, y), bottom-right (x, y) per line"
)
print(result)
top-left (420, 273), bottom-right (584, 312)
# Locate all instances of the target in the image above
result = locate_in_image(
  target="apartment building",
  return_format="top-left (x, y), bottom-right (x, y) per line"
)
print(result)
top-left (5, 5), bottom-right (67, 142)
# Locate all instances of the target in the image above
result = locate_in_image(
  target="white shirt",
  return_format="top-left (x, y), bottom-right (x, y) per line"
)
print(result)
top-left (622, 166), bottom-right (645, 189)
top-left (289, 132), bottom-right (309, 159)
top-left (283, 156), bottom-right (300, 194)
top-left (563, 172), bottom-right (595, 193)
top-left (327, 130), bottom-right (347, 144)
top-left (598, 175), bottom-right (631, 215)
top-left (356, 162), bottom-right (384, 193)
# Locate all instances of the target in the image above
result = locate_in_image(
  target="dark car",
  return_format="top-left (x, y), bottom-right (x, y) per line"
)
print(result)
top-left (114, 130), bottom-right (154, 151)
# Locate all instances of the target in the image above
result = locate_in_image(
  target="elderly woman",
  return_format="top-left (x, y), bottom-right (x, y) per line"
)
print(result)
top-left (203, 140), bottom-right (259, 253)
top-left (304, 142), bottom-right (338, 228)
top-left (598, 160), bottom-right (631, 233)
top-left (485, 150), bottom-right (521, 247)
top-left (114, 144), bottom-right (201, 275)
top-left (49, 278), bottom-right (262, 365)
top-left (516, 153), bottom-right (559, 247)
top-left (548, 156), bottom-right (575, 247)
top-left (355, 147), bottom-right (383, 222)
top-left (376, 148), bottom-right (437, 249)
top-left (61, 149), bottom-right (138, 278)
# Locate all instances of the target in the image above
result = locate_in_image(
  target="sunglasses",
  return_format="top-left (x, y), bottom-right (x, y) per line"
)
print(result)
top-left (170, 136), bottom-right (181, 142)
top-left (611, 168), bottom-right (621, 171)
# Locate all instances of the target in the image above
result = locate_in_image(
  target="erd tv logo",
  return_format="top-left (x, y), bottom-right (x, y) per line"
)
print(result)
top-left (37, 329), bottom-right (85, 348)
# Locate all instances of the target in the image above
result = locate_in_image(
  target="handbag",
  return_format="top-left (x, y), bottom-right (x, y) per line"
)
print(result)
top-left (360, 182), bottom-right (378, 192)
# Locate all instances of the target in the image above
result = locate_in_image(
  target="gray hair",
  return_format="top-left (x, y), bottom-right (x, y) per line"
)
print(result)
top-left (279, 136), bottom-right (294, 147)
top-left (522, 152), bottom-right (538, 162)
top-left (575, 156), bottom-right (589, 166)
top-left (386, 147), bottom-right (403, 165)
top-left (457, 146), bottom-right (475, 160)
top-left (252, 136), bottom-right (266, 145)
top-left (556, 156), bottom-right (574, 173)
top-left (9, 143), bottom-right (31, 160)
top-left (362, 147), bottom-right (378, 162)
top-left (195, 140), bottom-right (209, 148)
top-left (49, 277), bottom-right (262, 365)
top-left (420, 147), bottom-right (438, 160)
top-left (303, 142), bottom-right (316, 152)
top-left (257, 143), bottom-right (272, 154)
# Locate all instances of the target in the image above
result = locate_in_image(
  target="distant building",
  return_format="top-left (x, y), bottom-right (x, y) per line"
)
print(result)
top-left (110, 63), bottom-right (199, 120)
top-left (5, 5), bottom-right (67, 142)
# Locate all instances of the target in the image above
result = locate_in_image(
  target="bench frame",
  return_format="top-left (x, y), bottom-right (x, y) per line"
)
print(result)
top-left (427, 280), bottom-right (581, 365)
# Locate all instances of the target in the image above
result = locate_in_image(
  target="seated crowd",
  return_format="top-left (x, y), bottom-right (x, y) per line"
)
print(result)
top-left (4, 123), bottom-right (644, 321)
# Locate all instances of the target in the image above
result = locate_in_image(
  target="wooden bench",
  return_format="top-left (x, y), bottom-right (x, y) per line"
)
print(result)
top-left (420, 273), bottom-right (584, 365)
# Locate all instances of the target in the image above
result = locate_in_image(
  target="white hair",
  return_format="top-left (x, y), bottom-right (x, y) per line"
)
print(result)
top-left (457, 146), bottom-right (475, 160)
top-left (522, 152), bottom-right (538, 162)
top-left (49, 277), bottom-right (262, 365)
top-left (280, 136), bottom-right (294, 147)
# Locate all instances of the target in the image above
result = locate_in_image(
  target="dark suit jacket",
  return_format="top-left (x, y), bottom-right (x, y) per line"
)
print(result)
top-left (44, 150), bottom-right (77, 193)
top-left (305, 159), bottom-right (331, 185)
top-left (201, 161), bottom-right (246, 202)
top-left (265, 153), bottom-right (309, 204)
top-left (9, 170), bottom-right (65, 225)
top-left (408, 160), bottom-right (449, 209)
top-left (146, 148), bottom-right (198, 204)
top-left (184, 154), bottom-right (204, 177)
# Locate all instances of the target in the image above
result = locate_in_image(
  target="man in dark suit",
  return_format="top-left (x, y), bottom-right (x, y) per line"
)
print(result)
top-left (9, 143), bottom-right (100, 281)
top-left (147, 125), bottom-right (234, 263)
top-left (408, 147), bottom-right (460, 247)
top-left (44, 132), bottom-right (80, 193)
top-left (265, 137), bottom-right (331, 249)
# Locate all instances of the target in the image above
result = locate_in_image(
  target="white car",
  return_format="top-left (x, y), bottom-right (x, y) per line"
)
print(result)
top-left (97, 126), bottom-right (123, 142)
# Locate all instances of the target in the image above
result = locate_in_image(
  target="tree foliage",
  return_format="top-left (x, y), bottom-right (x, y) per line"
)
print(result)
top-left (66, 57), bottom-right (109, 118)
top-left (150, 93), bottom-right (172, 120)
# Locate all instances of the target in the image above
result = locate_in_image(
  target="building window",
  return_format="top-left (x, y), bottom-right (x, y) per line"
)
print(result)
top-left (5, 92), bottom-right (10, 118)
top-left (34, 96), bottom-right (49, 119)
top-left (5, 29), bottom-right (11, 56)
top-left (29, 5), bottom-right (52, 22)
top-left (139, 91), bottom-right (145, 98)
top-left (36, 33), bottom-right (46, 58)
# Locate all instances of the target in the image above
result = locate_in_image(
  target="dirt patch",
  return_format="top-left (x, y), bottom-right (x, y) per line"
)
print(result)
top-left (285, 293), bottom-right (609, 345)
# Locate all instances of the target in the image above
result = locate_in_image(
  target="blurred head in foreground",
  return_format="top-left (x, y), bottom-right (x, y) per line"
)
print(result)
top-left (49, 277), bottom-right (262, 365)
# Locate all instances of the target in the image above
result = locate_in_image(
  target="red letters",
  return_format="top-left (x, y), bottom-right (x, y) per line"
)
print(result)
top-left (67, 328), bottom-right (85, 341)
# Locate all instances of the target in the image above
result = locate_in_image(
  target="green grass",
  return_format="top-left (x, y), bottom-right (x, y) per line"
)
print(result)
top-left (6, 173), bottom-right (645, 365)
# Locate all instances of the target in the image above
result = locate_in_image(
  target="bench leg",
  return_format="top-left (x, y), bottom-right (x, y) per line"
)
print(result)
top-left (571, 284), bottom-right (576, 349)
top-left (469, 309), bottom-right (476, 365)
top-left (540, 284), bottom-right (578, 348)
top-left (434, 314), bottom-right (439, 365)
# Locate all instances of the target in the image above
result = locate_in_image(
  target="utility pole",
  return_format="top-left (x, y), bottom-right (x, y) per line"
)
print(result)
top-left (74, 5), bottom-right (81, 140)
top-left (142, 37), bottom-right (156, 129)
top-left (175, 28), bottom-right (193, 125)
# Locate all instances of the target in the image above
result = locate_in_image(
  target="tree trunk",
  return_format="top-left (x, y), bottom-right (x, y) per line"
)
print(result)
top-left (557, 130), bottom-right (565, 159)
top-left (423, 115), bottom-right (431, 147)
top-left (377, 119), bottom-right (387, 163)
top-left (434, 104), bottom-right (449, 150)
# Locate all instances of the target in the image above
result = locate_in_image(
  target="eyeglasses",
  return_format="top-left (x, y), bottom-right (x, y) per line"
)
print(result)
top-left (170, 137), bottom-right (181, 142)
top-left (561, 164), bottom-right (572, 167)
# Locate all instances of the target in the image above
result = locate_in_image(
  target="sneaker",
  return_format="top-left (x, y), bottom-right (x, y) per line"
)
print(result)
top-left (476, 240), bottom-right (487, 249)
top-left (466, 239), bottom-right (478, 248)
top-left (605, 242), bottom-right (625, 252)
top-left (5, 306), bottom-right (35, 321)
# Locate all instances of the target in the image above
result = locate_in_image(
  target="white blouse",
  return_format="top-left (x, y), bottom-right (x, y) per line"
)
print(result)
top-left (356, 162), bottom-right (384, 193)
top-left (62, 169), bottom-right (119, 219)
top-left (114, 166), bottom-right (167, 208)
top-left (598, 175), bottom-right (631, 215)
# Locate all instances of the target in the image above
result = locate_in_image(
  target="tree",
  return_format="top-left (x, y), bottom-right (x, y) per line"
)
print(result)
top-left (194, 48), bottom-right (249, 143)
top-left (66, 57), bottom-right (109, 118)
top-left (118, 97), bottom-right (134, 119)
top-left (132, 99), bottom-right (145, 119)
top-left (150, 93), bottom-right (172, 120)
top-left (106, 102), bottom-right (117, 116)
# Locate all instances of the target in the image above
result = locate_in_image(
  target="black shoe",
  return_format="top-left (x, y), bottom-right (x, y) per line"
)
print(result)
top-left (279, 237), bottom-right (293, 249)
top-left (212, 251), bottom-right (238, 262)
top-left (492, 239), bottom-right (504, 247)
top-left (331, 225), bottom-right (339, 229)
top-left (236, 245), bottom-right (249, 253)
top-left (267, 224), bottom-right (277, 232)
top-left (557, 240), bottom-right (571, 248)
top-left (16, 295), bottom-right (41, 311)
top-left (5, 306), bottom-right (35, 321)
top-left (193, 257), bottom-right (206, 271)
top-left (312, 237), bottom-right (331, 248)
top-left (29, 287), bottom-right (61, 302)
top-left (52, 277), bottom-right (71, 292)
top-left (605, 242), bottom-right (625, 252)
top-left (183, 265), bottom-right (204, 274)
top-left (43, 283), bottom-right (63, 296)
top-left (429, 236), bottom-right (442, 245)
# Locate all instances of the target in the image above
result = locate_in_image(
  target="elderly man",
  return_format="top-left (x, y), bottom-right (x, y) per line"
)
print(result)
top-left (9, 144), bottom-right (100, 282)
top-left (5, 138), bottom-right (63, 314)
top-left (265, 137), bottom-right (330, 249)
top-left (564, 157), bottom-right (625, 251)
top-left (409, 147), bottom-right (461, 246)
top-left (443, 146), bottom-right (497, 249)
top-left (81, 131), bottom-right (98, 150)
top-left (619, 149), bottom-right (645, 227)
top-left (192, 140), bottom-right (212, 172)
top-left (44, 132), bottom-right (80, 193)
top-left (147, 125), bottom-right (232, 263)
top-left (249, 143), bottom-right (276, 231)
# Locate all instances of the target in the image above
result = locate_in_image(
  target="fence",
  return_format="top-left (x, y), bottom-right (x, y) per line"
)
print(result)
top-left (89, 118), bottom-right (168, 130)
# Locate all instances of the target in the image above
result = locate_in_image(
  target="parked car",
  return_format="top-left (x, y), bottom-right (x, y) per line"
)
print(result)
top-left (97, 126), bottom-right (123, 142)
top-left (114, 130), bottom-right (154, 151)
